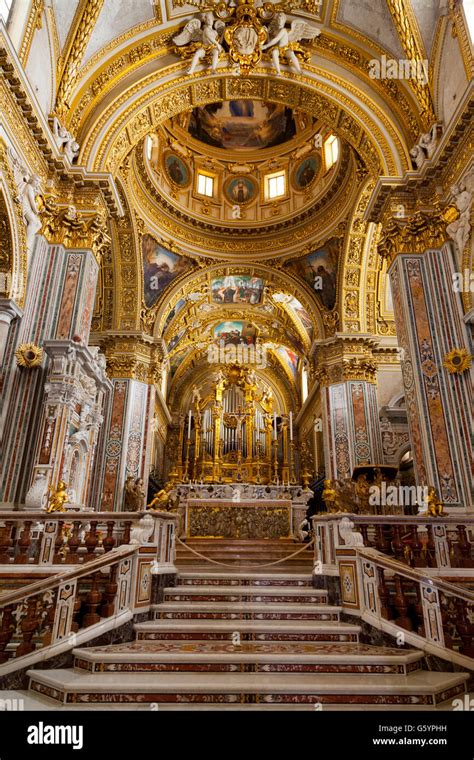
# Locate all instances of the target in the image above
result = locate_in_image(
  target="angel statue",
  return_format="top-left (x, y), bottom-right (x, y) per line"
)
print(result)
top-left (173, 12), bottom-right (226, 75)
top-left (262, 14), bottom-right (320, 75)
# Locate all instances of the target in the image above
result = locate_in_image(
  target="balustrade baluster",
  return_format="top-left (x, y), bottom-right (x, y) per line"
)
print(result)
top-left (413, 583), bottom-right (426, 637)
top-left (53, 520), bottom-right (65, 563)
top-left (0, 521), bottom-right (13, 563)
top-left (103, 521), bottom-right (116, 553)
top-left (360, 524), bottom-right (369, 546)
top-left (16, 596), bottom-right (40, 657)
top-left (0, 605), bottom-right (15, 663)
top-left (84, 521), bottom-right (99, 561)
top-left (68, 521), bottom-right (81, 563)
top-left (377, 568), bottom-right (392, 619)
top-left (393, 574), bottom-right (413, 631)
top-left (456, 525), bottom-right (473, 569)
top-left (82, 572), bottom-right (102, 627)
top-left (123, 521), bottom-right (132, 545)
top-left (426, 525), bottom-right (437, 568)
top-left (391, 526), bottom-right (405, 562)
top-left (454, 598), bottom-right (474, 658)
top-left (100, 565), bottom-right (118, 617)
top-left (409, 526), bottom-right (423, 567)
top-left (375, 524), bottom-right (391, 554)
top-left (15, 521), bottom-right (33, 564)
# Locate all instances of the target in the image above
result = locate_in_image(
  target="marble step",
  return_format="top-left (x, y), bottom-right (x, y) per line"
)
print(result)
top-left (163, 586), bottom-right (328, 604)
top-left (177, 572), bottom-right (313, 587)
top-left (72, 641), bottom-right (424, 676)
top-left (27, 668), bottom-right (468, 707)
top-left (151, 602), bottom-right (341, 621)
top-left (134, 619), bottom-right (361, 643)
top-left (5, 688), bottom-right (470, 711)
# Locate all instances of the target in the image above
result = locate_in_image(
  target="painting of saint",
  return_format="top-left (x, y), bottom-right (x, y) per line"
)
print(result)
top-left (293, 154), bottom-right (320, 190)
top-left (224, 176), bottom-right (257, 205)
top-left (188, 100), bottom-right (296, 150)
top-left (214, 321), bottom-right (257, 345)
top-left (164, 153), bottom-right (190, 187)
top-left (211, 276), bottom-right (263, 304)
top-left (142, 235), bottom-right (193, 308)
top-left (286, 238), bottom-right (339, 311)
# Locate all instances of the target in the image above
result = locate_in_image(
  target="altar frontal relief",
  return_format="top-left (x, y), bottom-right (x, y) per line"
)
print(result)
top-left (188, 502), bottom-right (291, 539)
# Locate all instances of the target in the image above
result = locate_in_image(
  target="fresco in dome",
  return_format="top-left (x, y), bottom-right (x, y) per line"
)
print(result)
top-left (286, 238), bottom-right (339, 311)
top-left (214, 321), bottom-right (257, 346)
top-left (164, 298), bottom-right (185, 330)
top-left (169, 347), bottom-right (191, 377)
top-left (275, 346), bottom-right (299, 379)
top-left (143, 235), bottom-right (193, 309)
top-left (188, 100), bottom-right (296, 150)
top-left (211, 276), bottom-right (264, 304)
top-left (286, 297), bottom-right (314, 341)
top-left (167, 328), bottom-right (186, 353)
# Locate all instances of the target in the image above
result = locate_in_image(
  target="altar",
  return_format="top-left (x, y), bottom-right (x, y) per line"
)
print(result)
top-left (174, 483), bottom-right (312, 539)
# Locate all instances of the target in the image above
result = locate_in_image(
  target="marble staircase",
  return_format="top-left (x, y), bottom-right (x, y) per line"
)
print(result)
top-left (26, 567), bottom-right (469, 709)
top-left (175, 538), bottom-right (314, 567)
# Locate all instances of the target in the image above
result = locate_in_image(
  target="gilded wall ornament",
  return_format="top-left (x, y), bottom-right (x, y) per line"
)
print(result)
top-left (15, 343), bottom-right (43, 368)
top-left (442, 348), bottom-right (472, 375)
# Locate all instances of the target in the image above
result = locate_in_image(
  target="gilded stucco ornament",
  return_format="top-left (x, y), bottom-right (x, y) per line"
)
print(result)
top-left (442, 348), bottom-right (472, 375)
top-left (15, 343), bottom-right (43, 368)
top-left (173, 0), bottom-right (320, 76)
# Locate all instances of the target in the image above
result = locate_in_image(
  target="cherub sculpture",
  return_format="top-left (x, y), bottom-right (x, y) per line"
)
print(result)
top-left (426, 486), bottom-right (444, 517)
top-left (46, 481), bottom-right (69, 513)
top-left (262, 14), bottom-right (320, 75)
top-left (173, 12), bottom-right (226, 75)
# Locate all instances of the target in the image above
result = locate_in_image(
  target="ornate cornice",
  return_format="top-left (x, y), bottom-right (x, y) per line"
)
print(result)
top-left (102, 334), bottom-right (163, 384)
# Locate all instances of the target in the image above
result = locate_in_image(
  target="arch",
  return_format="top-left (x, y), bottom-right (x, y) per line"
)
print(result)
top-left (78, 71), bottom-right (410, 178)
top-left (0, 138), bottom-right (28, 306)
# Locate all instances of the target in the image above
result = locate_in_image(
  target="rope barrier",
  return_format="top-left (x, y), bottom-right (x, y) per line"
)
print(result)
top-left (175, 535), bottom-right (315, 568)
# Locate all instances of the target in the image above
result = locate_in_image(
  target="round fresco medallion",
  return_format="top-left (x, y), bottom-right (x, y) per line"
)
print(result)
top-left (163, 151), bottom-right (191, 188)
top-left (224, 175), bottom-right (258, 206)
top-left (291, 153), bottom-right (321, 191)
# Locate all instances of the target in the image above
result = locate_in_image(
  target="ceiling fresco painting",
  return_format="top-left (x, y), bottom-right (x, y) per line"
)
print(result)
top-left (188, 100), bottom-right (297, 150)
top-left (142, 235), bottom-right (194, 309)
top-left (211, 276), bottom-right (264, 304)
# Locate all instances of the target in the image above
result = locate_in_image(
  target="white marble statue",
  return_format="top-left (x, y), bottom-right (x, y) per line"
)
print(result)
top-left (410, 124), bottom-right (440, 169)
top-left (53, 116), bottom-right (79, 163)
top-left (262, 14), bottom-right (320, 75)
top-left (21, 174), bottom-right (43, 249)
top-left (446, 171), bottom-right (474, 254)
top-left (8, 147), bottom-right (43, 250)
top-left (173, 13), bottom-right (225, 74)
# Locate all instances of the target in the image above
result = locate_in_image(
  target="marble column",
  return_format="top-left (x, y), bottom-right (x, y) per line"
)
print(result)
top-left (316, 338), bottom-right (384, 480)
top-left (24, 341), bottom-right (111, 510)
top-left (98, 377), bottom-right (155, 511)
top-left (0, 299), bottom-right (22, 369)
top-left (322, 376), bottom-right (384, 480)
top-left (0, 237), bottom-right (100, 507)
top-left (389, 244), bottom-right (473, 510)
